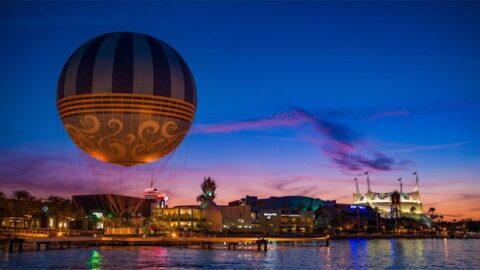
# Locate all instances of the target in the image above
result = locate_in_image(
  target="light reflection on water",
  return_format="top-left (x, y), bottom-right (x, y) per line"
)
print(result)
top-left (87, 250), bottom-right (102, 270)
top-left (1, 239), bottom-right (479, 269)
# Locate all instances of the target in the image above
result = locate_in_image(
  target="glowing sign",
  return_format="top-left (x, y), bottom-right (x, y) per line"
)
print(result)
top-left (92, 212), bottom-right (104, 219)
top-left (350, 205), bottom-right (366, 210)
top-left (263, 213), bottom-right (277, 219)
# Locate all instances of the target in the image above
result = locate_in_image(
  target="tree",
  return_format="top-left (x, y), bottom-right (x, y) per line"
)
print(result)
top-left (46, 196), bottom-right (78, 226)
top-left (11, 190), bottom-right (34, 200)
top-left (196, 177), bottom-right (217, 208)
top-left (0, 191), bottom-right (5, 200)
top-left (428, 207), bottom-right (436, 219)
top-left (9, 190), bottom-right (39, 227)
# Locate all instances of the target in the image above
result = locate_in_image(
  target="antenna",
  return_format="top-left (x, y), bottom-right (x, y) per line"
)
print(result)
top-left (413, 171), bottom-right (419, 192)
top-left (354, 177), bottom-right (360, 194)
top-left (364, 172), bottom-right (371, 193)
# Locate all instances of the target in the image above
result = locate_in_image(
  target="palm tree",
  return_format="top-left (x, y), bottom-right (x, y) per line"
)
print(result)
top-left (196, 177), bottom-right (217, 208)
top-left (428, 207), bottom-right (436, 219)
top-left (11, 190), bottom-right (34, 200)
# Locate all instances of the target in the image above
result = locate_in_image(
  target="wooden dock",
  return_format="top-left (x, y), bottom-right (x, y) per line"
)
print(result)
top-left (1, 235), bottom-right (330, 253)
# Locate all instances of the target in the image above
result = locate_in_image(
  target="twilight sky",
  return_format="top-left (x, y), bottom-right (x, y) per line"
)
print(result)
top-left (0, 2), bottom-right (479, 220)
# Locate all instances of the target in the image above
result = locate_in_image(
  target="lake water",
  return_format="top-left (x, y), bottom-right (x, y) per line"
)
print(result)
top-left (1, 239), bottom-right (479, 269)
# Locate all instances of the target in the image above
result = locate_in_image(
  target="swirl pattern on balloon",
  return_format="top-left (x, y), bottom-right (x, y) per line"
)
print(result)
top-left (62, 114), bottom-right (190, 166)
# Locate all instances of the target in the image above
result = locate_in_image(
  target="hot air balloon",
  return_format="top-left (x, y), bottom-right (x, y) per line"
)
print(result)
top-left (57, 32), bottom-right (197, 166)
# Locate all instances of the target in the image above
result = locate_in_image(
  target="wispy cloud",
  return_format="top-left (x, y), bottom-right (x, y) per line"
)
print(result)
top-left (193, 109), bottom-right (407, 172)
top-left (193, 111), bottom-right (306, 134)
top-left (267, 178), bottom-right (321, 198)
top-left (385, 141), bottom-right (472, 154)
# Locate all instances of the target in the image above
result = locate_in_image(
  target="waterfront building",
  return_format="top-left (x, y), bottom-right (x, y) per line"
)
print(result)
top-left (352, 172), bottom-right (431, 225)
top-left (314, 204), bottom-right (379, 233)
top-left (219, 205), bottom-right (252, 231)
top-left (229, 195), bottom-right (326, 234)
top-left (151, 205), bottom-right (204, 233)
top-left (72, 194), bottom-right (150, 231)
top-left (150, 202), bottom-right (223, 233)
top-left (0, 197), bottom-right (75, 229)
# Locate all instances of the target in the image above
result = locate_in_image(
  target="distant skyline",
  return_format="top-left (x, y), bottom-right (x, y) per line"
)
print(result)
top-left (0, 2), bottom-right (479, 220)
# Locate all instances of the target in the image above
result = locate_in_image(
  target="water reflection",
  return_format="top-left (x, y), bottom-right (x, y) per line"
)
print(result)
top-left (1, 240), bottom-right (479, 269)
top-left (443, 238), bottom-right (448, 259)
top-left (367, 239), bottom-right (391, 267)
top-left (87, 249), bottom-right (102, 270)
top-left (390, 239), bottom-right (408, 268)
top-left (349, 239), bottom-right (368, 268)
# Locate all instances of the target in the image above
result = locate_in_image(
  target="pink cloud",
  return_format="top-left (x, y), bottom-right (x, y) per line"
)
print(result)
top-left (193, 108), bottom-right (406, 172)
top-left (192, 111), bottom-right (306, 134)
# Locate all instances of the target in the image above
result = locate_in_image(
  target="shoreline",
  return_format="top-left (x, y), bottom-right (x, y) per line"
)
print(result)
top-left (1, 234), bottom-right (478, 253)
top-left (329, 234), bottom-right (479, 240)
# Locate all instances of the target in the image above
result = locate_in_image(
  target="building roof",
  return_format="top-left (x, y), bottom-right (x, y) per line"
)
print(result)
top-left (232, 195), bottom-right (325, 212)
top-left (72, 194), bottom-right (150, 217)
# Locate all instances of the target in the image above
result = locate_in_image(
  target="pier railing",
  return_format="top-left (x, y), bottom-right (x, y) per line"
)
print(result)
top-left (0, 227), bottom-right (103, 237)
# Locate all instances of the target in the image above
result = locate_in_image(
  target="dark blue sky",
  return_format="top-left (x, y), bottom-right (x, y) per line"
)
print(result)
top-left (0, 2), bottom-right (479, 219)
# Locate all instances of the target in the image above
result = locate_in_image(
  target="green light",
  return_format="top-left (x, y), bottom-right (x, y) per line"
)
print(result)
top-left (92, 212), bottom-right (103, 220)
top-left (87, 249), bottom-right (102, 270)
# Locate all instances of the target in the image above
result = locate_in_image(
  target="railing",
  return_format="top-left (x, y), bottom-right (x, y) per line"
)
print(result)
top-left (0, 227), bottom-right (103, 237)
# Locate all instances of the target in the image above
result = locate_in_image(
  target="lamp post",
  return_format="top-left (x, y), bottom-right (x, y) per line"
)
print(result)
top-left (357, 208), bottom-right (360, 232)
top-left (337, 208), bottom-right (342, 235)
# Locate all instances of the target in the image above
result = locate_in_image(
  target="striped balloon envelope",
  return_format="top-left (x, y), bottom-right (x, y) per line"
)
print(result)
top-left (57, 32), bottom-right (197, 166)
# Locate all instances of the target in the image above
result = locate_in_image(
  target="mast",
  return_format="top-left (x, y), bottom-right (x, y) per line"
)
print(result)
top-left (413, 172), bottom-right (419, 192)
top-left (354, 177), bottom-right (360, 194)
top-left (365, 172), bottom-right (371, 193)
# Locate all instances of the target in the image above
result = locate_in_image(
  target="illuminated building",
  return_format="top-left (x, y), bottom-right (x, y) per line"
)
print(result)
top-left (72, 194), bottom-right (151, 230)
top-left (151, 203), bottom-right (223, 233)
top-left (352, 172), bottom-right (429, 223)
top-left (151, 205), bottom-right (204, 233)
top-left (229, 196), bottom-right (326, 234)
top-left (219, 205), bottom-right (252, 231)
